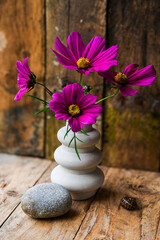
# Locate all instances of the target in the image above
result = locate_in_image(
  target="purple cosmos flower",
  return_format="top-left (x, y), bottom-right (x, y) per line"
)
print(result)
top-left (99, 63), bottom-right (156, 97)
top-left (14, 57), bottom-right (36, 101)
top-left (51, 31), bottom-right (118, 75)
top-left (49, 83), bottom-right (103, 132)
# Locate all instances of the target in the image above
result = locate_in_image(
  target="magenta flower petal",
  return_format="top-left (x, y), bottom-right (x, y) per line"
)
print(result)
top-left (17, 82), bottom-right (28, 88)
top-left (91, 45), bottom-right (118, 71)
top-left (51, 49), bottom-right (76, 66)
top-left (14, 87), bottom-right (28, 101)
top-left (79, 94), bottom-right (97, 109)
top-left (49, 102), bottom-right (66, 112)
top-left (51, 92), bottom-right (67, 106)
top-left (120, 86), bottom-right (139, 97)
top-left (77, 68), bottom-right (95, 75)
top-left (15, 57), bottom-right (36, 101)
top-left (83, 36), bottom-right (105, 61)
top-left (123, 63), bottom-right (139, 76)
top-left (48, 83), bottom-right (102, 132)
top-left (62, 65), bottom-right (78, 70)
top-left (52, 32), bottom-right (118, 75)
top-left (16, 61), bottom-right (30, 78)
top-left (17, 75), bottom-right (29, 88)
top-left (79, 104), bottom-right (102, 125)
top-left (67, 31), bottom-right (85, 60)
top-left (23, 57), bottom-right (31, 74)
top-left (104, 45), bottom-right (119, 60)
top-left (55, 112), bottom-right (71, 121)
top-left (69, 118), bottom-right (83, 132)
top-left (92, 60), bottom-right (118, 72)
top-left (48, 93), bottom-right (67, 112)
top-left (78, 114), bottom-right (97, 125)
top-left (100, 63), bottom-right (156, 97)
top-left (99, 69), bottom-right (117, 83)
top-left (82, 104), bottom-right (103, 115)
top-left (91, 45), bottom-right (118, 63)
top-left (62, 83), bottom-right (84, 106)
top-left (127, 65), bottom-right (156, 86)
top-left (55, 37), bottom-right (77, 62)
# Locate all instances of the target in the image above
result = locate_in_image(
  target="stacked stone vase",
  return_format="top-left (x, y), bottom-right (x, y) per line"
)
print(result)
top-left (51, 124), bottom-right (104, 200)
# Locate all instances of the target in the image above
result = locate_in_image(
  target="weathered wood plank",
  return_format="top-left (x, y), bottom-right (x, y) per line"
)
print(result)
top-left (74, 168), bottom-right (160, 240)
top-left (103, 0), bottom-right (160, 170)
top-left (0, 0), bottom-right (45, 156)
top-left (68, 0), bottom-right (107, 141)
top-left (45, 0), bottom-right (69, 160)
top-left (45, 0), bottom-right (107, 159)
top-left (0, 154), bottom-right (51, 227)
top-left (0, 159), bottom-right (160, 239)
top-left (156, 222), bottom-right (160, 240)
top-left (0, 162), bottom-right (95, 240)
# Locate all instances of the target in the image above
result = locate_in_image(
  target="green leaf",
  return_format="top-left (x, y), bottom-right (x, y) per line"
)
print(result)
top-left (64, 122), bottom-right (71, 139)
top-left (80, 128), bottom-right (89, 136)
top-left (68, 136), bottom-right (74, 147)
top-left (34, 107), bottom-right (50, 116)
top-left (74, 135), bottom-right (81, 160)
top-left (67, 122), bottom-right (69, 132)
top-left (64, 128), bottom-right (71, 140)
top-left (26, 94), bottom-right (48, 104)
top-left (76, 136), bottom-right (84, 143)
top-left (36, 82), bottom-right (53, 96)
top-left (57, 89), bottom-right (62, 93)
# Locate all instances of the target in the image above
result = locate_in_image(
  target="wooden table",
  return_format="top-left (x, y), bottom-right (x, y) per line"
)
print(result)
top-left (0, 154), bottom-right (160, 240)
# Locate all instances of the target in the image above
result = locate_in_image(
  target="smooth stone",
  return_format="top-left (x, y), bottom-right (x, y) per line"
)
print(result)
top-left (21, 183), bottom-right (72, 218)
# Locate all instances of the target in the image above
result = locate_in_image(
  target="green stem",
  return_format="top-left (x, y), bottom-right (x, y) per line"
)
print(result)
top-left (74, 133), bottom-right (81, 160)
top-left (79, 73), bottom-right (83, 85)
top-left (26, 94), bottom-right (48, 104)
top-left (95, 88), bottom-right (119, 104)
top-left (34, 106), bottom-right (50, 116)
top-left (36, 82), bottom-right (53, 96)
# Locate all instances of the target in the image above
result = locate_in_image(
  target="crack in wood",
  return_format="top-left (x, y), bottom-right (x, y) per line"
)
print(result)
top-left (1, 162), bottom-right (160, 239)
top-left (0, 161), bottom-right (52, 229)
top-left (78, 212), bottom-right (98, 240)
top-left (0, 201), bottom-right (21, 229)
top-left (139, 208), bottom-right (143, 240)
top-left (72, 168), bottom-right (109, 239)
top-left (72, 191), bottom-right (100, 240)
top-left (155, 211), bottom-right (160, 240)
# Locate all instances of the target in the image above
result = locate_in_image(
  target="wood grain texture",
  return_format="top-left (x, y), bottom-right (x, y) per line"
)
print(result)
top-left (1, 0), bottom-right (158, 171)
top-left (0, 0), bottom-right (45, 156)
top-left (103, 0), bottom-right (160, 170)
top-left (0, 154), bottom-right (51, 227)
top-left (68, 0), bottom-right (107, 140)
top-left (0, 161), bottom-right (93, 240)
top-left (156, 223), bottom-right (160, 240)
top-left (45, 0), bottom-right (107, 159)
top-left (45, 0), bottom-right (69, 160)
top-left (74, 168), bottom-right (160, 240)
top-left (0, 157), bottom-right (160, 239)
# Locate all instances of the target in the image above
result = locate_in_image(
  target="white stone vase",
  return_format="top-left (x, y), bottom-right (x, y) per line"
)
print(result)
top-left (51, 124), bottom-right (104, 200)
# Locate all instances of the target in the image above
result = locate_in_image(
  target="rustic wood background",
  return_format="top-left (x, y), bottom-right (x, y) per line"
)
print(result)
top-left (0, 0), bottom-right (159, 171)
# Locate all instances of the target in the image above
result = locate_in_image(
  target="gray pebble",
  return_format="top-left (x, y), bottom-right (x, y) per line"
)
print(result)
top-left (21, 183), bottom-right (72, 218)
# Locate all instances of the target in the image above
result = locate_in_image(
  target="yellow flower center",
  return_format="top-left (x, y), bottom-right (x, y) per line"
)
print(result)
top-left (114, 72), bottom-right (128, 84)
top-left (77, 58), bottom-right (91, 69)
top-left (68, 104), bottom-right (80, 117)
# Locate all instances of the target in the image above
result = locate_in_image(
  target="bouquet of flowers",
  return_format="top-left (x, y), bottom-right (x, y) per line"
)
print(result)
top-left (14, 31), bottom-right (156, 159)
